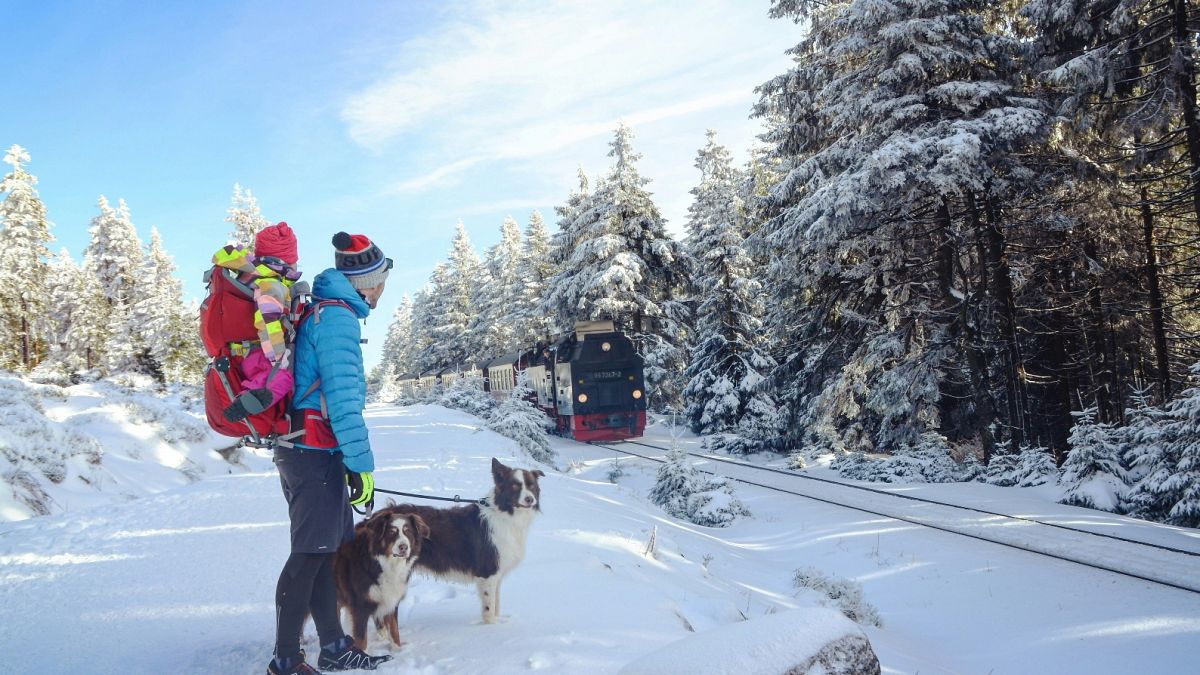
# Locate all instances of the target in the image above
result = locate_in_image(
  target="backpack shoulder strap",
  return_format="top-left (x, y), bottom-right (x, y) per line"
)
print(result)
top-left (294, 298), bottom-right (355, 421)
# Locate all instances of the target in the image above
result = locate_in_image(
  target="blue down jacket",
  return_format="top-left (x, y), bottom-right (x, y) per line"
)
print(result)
top-left (292, 268), bottom-right (375, 473)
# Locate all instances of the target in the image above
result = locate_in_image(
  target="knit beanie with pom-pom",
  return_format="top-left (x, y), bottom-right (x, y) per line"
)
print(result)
top-left (332, 231), bottom-right (391, 290)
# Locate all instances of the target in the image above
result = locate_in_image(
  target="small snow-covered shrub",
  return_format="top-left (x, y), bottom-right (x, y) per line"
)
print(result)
top-left (3, 468), bottom-right (54, 516)
top-left (104, 372), bottom-right (159, 393)
top-left (438, 376), bottom-right (495, 418)
top-left (1059, 407), bottom-right (1125, 511)
top-left (606, 457), bottom-right (626, 483)
top-left (117, 395), bottom-right (209, 444)
top-left (685, 475), bottom-right (748, 527)
top-left (832, 432), bottom-right (962, 483)
top-left (27, 361), bottom-right (73, 388)
top-left (649, 447), bottom-right (749, 527)
top-left (487, 374), bottom-right (554, 465)
top-left (793, 567), bottom-right (882, 627)
top-left (980, 445), bottom-right (1057, 487)
top-left (0, 377), bottom-right (105, 485)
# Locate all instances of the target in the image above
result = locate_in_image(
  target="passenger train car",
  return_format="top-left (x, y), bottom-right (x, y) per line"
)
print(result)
top-left (396, 320), bottom-right (647, 442)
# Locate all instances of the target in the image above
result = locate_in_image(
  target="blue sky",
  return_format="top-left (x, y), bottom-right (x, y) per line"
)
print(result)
top-left (4, 0), bottom-right (799, 367)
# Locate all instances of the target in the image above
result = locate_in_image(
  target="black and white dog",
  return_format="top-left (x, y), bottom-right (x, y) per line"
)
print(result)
top-left (372, 457), bottom-right (543, 625)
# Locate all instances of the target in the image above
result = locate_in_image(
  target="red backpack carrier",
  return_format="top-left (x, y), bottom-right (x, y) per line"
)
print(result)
top-left (200, 266), bottom-right (308, 443)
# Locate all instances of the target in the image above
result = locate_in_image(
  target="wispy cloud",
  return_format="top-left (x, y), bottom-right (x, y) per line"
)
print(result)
top-left (343, 0), bottom-right (798, 226)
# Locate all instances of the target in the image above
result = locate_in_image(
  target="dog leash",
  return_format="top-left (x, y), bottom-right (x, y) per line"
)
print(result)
top-left (372, 487), bottom-right (487, 505)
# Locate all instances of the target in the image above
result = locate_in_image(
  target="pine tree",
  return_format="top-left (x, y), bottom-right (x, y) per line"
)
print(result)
top-left (225, 183), bottom-right (269, 248)
top-left (67, 251), bottom-right (110, 373)
top-left (438, 223), bottom-right (485, 366)
top-left (468, 216), bottom-right (523, 357)
top-left (412, 264), bottom-right (457, 372)
top-left (1157, 366), bottom-right (1200, 526)
top-left (544, 169), bottom-right (595, 333)
top-left (1121, 387), bottom-right (1175, 519)
top-left (1059, 407), bottom-right (1126, 511)
top-left (754, 0), bottom-right (1049, 456)
top-left (681, 131), bottom-right (778, 446)
top-left (0, 145), bottom-right (55, 371)
top-left (544, 124), bottom-right (690, 408)
top-left (514, 210), bottom-right (555, 346)
top-left (377, 294), bottom-right (415, 378)
top-left (131, 228), bottom-right (202, 383)
top-left (487, 372), bottom-right (555, 465)
top-left (84, 197), bottom-right (147, 375)
top-left (649, 446), bottom-right (748, 527)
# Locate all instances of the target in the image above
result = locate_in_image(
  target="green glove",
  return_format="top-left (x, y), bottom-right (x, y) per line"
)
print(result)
top-left (346, 470), bottom-right (374, 507)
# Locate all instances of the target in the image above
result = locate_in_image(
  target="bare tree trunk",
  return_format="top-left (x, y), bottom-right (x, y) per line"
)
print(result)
top-left (983, 197), bottom-right (1026, 448)
top-left (1141, 187), bottom-right (1172, 399)
top-left (948, 197), bottom-right (998, 462)
top-left (1172, 0), bottom-right (1200, 228)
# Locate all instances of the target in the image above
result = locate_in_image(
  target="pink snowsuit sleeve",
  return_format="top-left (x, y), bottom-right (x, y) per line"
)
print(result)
top-left (239, 349), bottom-right (294, 407)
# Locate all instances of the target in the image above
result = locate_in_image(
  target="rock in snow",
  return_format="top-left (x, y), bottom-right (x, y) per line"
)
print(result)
top-left (618, 607), bottom-right (879, 675)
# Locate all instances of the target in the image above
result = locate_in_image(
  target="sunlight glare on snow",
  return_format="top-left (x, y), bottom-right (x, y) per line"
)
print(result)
top-left (109, 521), bottom-right (288, 539)
top-left (81, 602), bottom-right (269, 621)
top-left (0, 552), bottom-right (140, 565)
top-left (1038, 616), bottom-right (1200, 642)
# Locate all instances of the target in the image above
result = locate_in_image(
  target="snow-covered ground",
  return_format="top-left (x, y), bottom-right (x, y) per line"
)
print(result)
top-left (1, 403), bottom-right (1198, 674)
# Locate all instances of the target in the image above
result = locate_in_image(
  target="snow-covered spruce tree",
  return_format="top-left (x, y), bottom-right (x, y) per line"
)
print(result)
top-left (375, 294), bottom-right (416, 381)
top-left (545, 124), bottom-right (690, 409)
top-left (372, 362), bottom-right (406, 405)
top-left (468, 216), bottom-right (523, 357)
top-left (1157, 366), bottom-right (1200, 527)
top-left (487, 372), bottom-right (555, 465)
top-left (129, 227), bottom-right (197, 382)
top-left (1120, 387), bottom-right (1175, 520)
top-left (753, 0), bottom-right (1049, 457)
top-left (543, 169), bottom-right (592, 334)
top-left (84, 197), bottom-right (147, 375)
top-left (980, 443), bottom-right (1058, 487)
top-left (437, 375), bottom-right (495, 419)
top-left (47, 250), bottom-right (109, 374)
top-left (1059, 406), bottom-right (1126, 512)
top-left (438, 223), bottom-right (485, 366)
top-left (834, 431), bottom-right (961, 483)
top-left (410, 270), bottom-right (451, 374)
top-left (514, 210), bottom-right (556, 347)
top-left (225, 183), bottom-right (269, 248)
top-left (681, 130), bottom-right (778, 449)
top-left (0, 145), bottom-right (55, 371)
top-left (649, 446), bottom-right (749, 527)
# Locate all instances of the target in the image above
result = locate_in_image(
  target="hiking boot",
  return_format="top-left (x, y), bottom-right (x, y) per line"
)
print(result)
top-left (317, 636), bottom-right (393, 671)
top-left (224, 388), bottom-right (274, 422)
top-left (267, 650), bottom-right (322, 674)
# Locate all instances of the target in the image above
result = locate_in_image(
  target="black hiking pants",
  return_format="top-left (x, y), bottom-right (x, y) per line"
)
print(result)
top-left (273, 446), bottom-right (354, 659)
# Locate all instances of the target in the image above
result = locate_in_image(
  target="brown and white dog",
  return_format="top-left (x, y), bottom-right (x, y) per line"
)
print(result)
top-left (373, 457), bottom-right (543, 626)
top-left (333, 509), bottom-right (430, 650)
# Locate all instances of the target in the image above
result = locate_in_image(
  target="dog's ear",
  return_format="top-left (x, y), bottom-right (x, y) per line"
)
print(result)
top-left (409, 514), bottom-right (431, 540)
top-left (492, 457), bottom-right (507, 481)
top-left (532, 470), bottom-right (545, 479)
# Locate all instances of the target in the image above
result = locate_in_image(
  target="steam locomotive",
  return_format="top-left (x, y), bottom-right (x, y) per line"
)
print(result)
top-left (395, 320), bottom-right (647, 442)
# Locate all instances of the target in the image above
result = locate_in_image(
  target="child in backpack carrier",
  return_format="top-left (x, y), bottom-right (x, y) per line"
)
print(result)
top-left (216, 222), bottom-right (303, 423)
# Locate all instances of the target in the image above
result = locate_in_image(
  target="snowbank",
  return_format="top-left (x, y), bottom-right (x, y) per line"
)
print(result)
top-left (0, 373), bottom-right (269, 521)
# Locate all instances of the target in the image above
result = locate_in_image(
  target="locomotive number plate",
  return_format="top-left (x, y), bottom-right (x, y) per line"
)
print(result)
top-left (590, 370), bottom-right (624, 380)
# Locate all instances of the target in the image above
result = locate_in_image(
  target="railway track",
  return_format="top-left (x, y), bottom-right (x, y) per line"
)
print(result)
top-left (589, 438), bottom-right (1200, 595)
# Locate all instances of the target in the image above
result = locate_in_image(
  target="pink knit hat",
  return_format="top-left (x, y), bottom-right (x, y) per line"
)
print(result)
top-left (255, 222), bottom-right (298, 265)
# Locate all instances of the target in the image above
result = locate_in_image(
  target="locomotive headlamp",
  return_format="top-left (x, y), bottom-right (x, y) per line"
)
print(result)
top-left (632, 389), bottom-right (642, 399)
top-left (601, 341), bottom-right (611, 352)
top-left (578, 393), bottom-right (589, 403)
